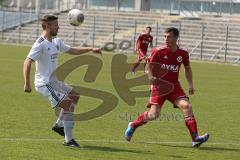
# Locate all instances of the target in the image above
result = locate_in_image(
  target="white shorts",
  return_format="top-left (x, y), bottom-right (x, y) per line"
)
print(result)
top-left (35, 81), bottom-right (72, 108)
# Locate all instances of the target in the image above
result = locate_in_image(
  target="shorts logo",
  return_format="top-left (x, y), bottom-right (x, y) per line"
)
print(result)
top-left (177, 56), bottom-right (182, 62)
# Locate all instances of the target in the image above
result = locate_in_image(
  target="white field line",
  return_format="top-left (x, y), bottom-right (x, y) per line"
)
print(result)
top-left (0, 137), bottom-right (240, 147)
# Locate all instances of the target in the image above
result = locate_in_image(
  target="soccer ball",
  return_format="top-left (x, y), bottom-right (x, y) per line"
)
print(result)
top-left (68, 9), bottom-right (84, 26)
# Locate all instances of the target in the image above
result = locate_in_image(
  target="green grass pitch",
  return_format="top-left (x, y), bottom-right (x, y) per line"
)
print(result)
top-left (0, 44), bottom-right (240, 160)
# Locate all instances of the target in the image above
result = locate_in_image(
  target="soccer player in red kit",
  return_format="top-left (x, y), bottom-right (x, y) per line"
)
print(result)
top-left (125, 27), bottom-right (209, 147)
top-left (132, 26), bottom-right (153, 73)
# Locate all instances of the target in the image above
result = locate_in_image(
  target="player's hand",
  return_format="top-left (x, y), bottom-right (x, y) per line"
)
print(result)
top-left (92, 48), bottom-right (101, 54)
top-left (189, 87), bottom-right (195, 95)
top-left (24, 83), bottom-right (32, 93)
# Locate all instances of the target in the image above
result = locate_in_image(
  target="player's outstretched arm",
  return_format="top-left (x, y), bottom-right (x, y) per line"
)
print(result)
top-left (67, 47), bottom-right (101, 55)
top-left (184, 65), bottom-right (195, 95)
top-left (23, 58), bottom-right (33, 93)
top-left (146, 62), bottom-right (159, 85)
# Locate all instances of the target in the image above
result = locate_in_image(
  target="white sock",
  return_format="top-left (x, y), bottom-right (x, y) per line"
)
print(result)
top-left (56, 108), bottom-right (64, 127)
top-left (56, 118), bottom-right (63, 127)
top-left (63, 111), bottom-right (74, 143)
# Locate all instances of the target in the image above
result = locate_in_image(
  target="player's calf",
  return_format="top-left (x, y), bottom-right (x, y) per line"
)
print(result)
top-left (68, 90), bottom-right (80, 105)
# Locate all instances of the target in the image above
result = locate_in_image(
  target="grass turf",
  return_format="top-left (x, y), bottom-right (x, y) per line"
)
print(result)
top-left (0, 44), bottom-right (240, 160)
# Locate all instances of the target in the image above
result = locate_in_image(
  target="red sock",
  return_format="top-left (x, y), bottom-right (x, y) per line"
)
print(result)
top-left (132, 59), bottom-right (142, 72)
top-left (133, 112), bottom-right (148, 128)
top-left (185, 116), bottom-right (198, 141)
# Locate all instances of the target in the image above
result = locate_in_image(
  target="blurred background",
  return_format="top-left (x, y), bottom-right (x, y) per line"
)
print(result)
top-left (1, 0), bottom-right (240, 64)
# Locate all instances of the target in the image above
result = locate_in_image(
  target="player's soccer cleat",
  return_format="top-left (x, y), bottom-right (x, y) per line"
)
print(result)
top-left (192, 133), bottom-right (209, 148)
top-left (63, 139), bottom-right (80, 148)
top-left (125, 122), bottom-right (136, 141)
top-left (52, 124), bottom-right (65, 137)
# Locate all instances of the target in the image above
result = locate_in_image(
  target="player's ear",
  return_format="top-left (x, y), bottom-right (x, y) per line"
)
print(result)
top-left (41, 21), bottom-right (47, 30)
top-left (47, 22), bottom-right (51, 27)
top-left (45, 21), bottom-right (53, 29)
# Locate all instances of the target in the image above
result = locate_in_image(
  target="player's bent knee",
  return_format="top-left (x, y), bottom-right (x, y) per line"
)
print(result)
top-left (180, 102), bottom-right (192, 110)
top-left (58, 99), bottom-right (71, 109)
top-left (69, 90), bottom-right (80, 103)
top-left (185, 104), bottom-right (192, 111)
top-left (74, 92), bottom-right (80, 102)
top-left (74, 91), bottom-right (80, 98)
top-left (58, 99), bottom-right (76, 112)
top-left (181, 104), bottom-right (193, 116)
top-left (69, 102), bottom-right (76, 112)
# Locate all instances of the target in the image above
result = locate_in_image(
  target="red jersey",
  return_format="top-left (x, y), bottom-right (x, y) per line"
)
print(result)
top-left (136, 32), bottom-right (153, 51)
top-left (149, 45), bottom-right (189, 84)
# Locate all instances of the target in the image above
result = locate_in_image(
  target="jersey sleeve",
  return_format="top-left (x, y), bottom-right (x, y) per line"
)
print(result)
top-left (149, 48), bottom-right (160, 63)
top-left (27, 42), bottom-right (43, 61)
top-left (183, 51), bottom-right (190, 66)
top-left (57, 38), bottom-right (71, 53)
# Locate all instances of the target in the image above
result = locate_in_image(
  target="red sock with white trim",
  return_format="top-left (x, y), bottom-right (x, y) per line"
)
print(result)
top-left (185, 116), bottom-right (198, 141)
top-left (133, 112), bottom-right (148, 128)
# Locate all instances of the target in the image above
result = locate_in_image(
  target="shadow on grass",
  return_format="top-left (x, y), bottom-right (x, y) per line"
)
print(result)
top-left (82, 145), bottom-right (151, 154)
top-left (199, 146), bottom-right (240, 152)
top-left (167, 155), bottom-right (187, 159)
top-left (156, 143), bottom-right (240, 152)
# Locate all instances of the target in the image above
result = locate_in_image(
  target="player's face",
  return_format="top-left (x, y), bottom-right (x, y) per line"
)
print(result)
top-left (164, 32), bottom-right (177, 48)
top-left (146, 28), bottom-right (151, 34)
top-left (47, 20), bottom-right (59, 37)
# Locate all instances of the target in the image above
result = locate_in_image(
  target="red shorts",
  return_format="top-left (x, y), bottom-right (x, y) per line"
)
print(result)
top-left (147, 84), bottom-right (188, 108)
top-left (137, 49), bottom-right (147, 60)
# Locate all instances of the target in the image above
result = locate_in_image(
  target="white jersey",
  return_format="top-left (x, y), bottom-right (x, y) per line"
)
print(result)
top-left (27, 36), bottom-right (71, 87)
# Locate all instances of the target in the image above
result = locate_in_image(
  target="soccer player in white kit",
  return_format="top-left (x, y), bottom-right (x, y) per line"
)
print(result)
top-left (23, 15), bottom-right (101, 147)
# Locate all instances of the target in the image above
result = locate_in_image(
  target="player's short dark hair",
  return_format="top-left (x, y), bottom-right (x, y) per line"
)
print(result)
top-left (41, 15), bottom-right (58, 29)
top-left (41, 15), bottom-right (58, 22)
top-left (164, 27), bottom-right (179, 38)
top-left (146, 26), bottom-right (152, 31)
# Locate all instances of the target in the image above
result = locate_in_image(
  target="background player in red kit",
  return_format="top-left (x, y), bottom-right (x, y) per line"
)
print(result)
top-left (132, 26), bottom-right (153, 73)
top-left (125, 27), bottom-right (209, 147)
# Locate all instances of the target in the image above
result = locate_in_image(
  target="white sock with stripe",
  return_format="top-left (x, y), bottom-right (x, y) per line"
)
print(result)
top-left (56, 108), bottom-right (64, 127)
top-left (63, 111), bottom-right (74, 143)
